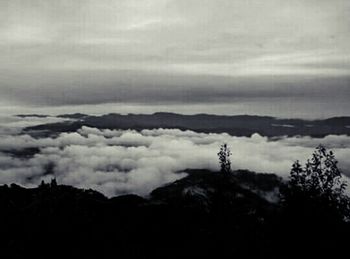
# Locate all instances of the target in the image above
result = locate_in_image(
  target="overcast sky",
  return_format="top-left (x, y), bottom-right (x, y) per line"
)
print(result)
top-left (0, 0), bottom-right (349, 117)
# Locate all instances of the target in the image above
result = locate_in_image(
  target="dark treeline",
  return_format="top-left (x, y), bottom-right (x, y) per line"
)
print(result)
top-left (0, 145), bottom-right (349, 258)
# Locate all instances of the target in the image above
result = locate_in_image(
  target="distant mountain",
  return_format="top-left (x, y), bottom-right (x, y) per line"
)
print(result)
top-left (24, 112), bottom-right (350, 138)
top-left (1, 169), bottom-right (348, 258)
top-left (57, 113), bottom-right (89, 119)
top-left (16, 114), bottom-right (50, 118)
top-left (0, 147), bottom-right (40, 159)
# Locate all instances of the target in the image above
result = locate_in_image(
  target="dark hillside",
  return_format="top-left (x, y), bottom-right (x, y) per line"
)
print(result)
top-left (1, 169), bottom-right (348, 258)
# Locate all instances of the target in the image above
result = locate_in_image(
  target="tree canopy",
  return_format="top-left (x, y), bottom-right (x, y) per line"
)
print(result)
top-left (283, 145), bottom-right (350, 221)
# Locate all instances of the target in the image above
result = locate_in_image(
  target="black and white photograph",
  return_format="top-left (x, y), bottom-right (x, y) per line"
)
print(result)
top-left (0, 1), bottom-right (350, 258)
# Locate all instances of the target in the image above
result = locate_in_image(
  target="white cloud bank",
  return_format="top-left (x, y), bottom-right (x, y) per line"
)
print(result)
top-left (1, 125), bottom-right (350, 197)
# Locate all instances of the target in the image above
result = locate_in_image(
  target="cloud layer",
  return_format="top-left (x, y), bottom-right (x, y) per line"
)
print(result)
top-left (1, 120), bottom-right (350, 197)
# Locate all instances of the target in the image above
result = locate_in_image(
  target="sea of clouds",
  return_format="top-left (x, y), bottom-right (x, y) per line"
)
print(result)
top-left (1, 116), bottom-right (350, 197)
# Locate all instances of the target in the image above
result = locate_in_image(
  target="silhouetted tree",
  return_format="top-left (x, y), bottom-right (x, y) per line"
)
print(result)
top-left (39, 180), bottom-right (48, 189)
top-left (283, 145), bottom-right (350, 221)
top-left (217, 144), bottom-right (232, 174)
top-left (50, 178), bottom-right (58, 188)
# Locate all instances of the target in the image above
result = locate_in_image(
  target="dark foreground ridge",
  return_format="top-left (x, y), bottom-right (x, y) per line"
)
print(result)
top-left (1, 169), bottom-right (349, 258)
top-left (24, 112), bottom-right (350, 138)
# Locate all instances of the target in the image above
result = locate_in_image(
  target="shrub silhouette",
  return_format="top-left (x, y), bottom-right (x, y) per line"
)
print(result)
top-left (217, 143), bottom-right (232, 174)
top-left (283, 145), bottom-right (350, 221)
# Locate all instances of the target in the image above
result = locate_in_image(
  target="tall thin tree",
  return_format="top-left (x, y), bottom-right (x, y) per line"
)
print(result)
top-left (218, 143), bottom-right (232, 174)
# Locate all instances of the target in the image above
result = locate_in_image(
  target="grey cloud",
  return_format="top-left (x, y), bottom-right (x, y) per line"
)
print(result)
top-left (0, 69), bottom-right (349, 107)
top-left (0, 0), bottom-right (349, 113)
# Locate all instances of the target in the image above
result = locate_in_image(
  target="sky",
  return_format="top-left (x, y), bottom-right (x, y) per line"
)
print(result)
top-left (0, 0), bottom-right (349, 118)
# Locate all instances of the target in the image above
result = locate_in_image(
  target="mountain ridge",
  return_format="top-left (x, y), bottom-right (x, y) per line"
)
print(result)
top-left (23, 112), bottom-right (350, 138)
